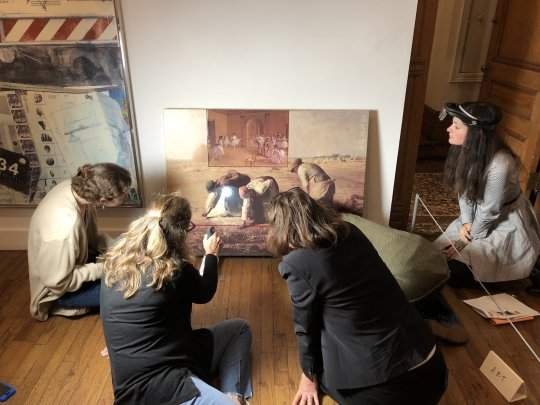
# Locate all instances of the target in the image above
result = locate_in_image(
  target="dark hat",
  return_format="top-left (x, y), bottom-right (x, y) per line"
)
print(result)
top-left (206, 180), bottom-right (217, 192)
top-left (290, 158), bottom-right (303, 172)
top-left (439, 102), bottom-right (502, 129)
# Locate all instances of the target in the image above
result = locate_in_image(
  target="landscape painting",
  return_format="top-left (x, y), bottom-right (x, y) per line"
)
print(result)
top-left (164, 109), bottom-right (368, 256)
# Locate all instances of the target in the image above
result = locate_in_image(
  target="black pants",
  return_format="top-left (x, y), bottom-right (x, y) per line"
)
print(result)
top-left (447, 260), bottom-right (478, 288)
top-left (320, 348), bottom-right (447, 405)
top-left (449, 259), bottom-right (540, 290)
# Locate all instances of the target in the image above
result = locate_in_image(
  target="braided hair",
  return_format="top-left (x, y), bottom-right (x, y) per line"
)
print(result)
top-left (71, 163), bottom-right (131, 204)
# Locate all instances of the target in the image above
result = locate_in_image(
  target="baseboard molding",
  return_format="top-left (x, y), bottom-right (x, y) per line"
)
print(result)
top-left (0, 229), bottom-right (28, 250)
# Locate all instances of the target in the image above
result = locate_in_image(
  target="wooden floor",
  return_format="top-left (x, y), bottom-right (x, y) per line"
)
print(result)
top-left (1, 252), bottom-right (540, 404)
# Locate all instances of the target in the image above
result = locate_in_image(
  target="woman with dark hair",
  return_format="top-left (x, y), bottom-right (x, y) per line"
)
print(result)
top-left (434, 102), bottom-right (540, 290)
top-left (267, 188), bottom-right (447, 405)
top-left (28, 163), bottom-right (131, 321)
top-left (100, 193), bottom-right (252, 405)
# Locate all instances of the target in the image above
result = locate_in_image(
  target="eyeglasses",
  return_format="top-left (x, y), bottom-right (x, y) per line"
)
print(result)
top-left (186, 221), bottom-right (196, 232)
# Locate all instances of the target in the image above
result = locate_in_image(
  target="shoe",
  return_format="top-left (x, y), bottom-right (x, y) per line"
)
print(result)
top-left (527, 285), bottom-right (540, 296)
top-left (526, 283), bottom-right (540, 295)
top-left (428, 319), bottom-right (469, 345)
top-left (526, 267), bottom-right (540, 296)
top-left (50, 306), bottom-right (90, 318)
top-left (226, 394), bottom-right (250, 405)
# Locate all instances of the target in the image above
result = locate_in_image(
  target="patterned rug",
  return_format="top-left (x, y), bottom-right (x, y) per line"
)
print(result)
top-left (408, 172), bottom-right (459, 239)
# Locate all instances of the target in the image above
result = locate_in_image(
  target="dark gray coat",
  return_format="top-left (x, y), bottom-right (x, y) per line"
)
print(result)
top-left (280, 225), bottom-right (434, 390)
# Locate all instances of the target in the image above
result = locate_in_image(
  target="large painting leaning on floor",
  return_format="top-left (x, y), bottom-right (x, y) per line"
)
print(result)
top-left (164, 109), bottom-right (368, 256)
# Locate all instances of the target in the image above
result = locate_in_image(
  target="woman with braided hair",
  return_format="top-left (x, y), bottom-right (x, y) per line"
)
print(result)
top-left (28, 163), bottom-right (131, 321)
top-left (100, 193), bottom-right (252, 405)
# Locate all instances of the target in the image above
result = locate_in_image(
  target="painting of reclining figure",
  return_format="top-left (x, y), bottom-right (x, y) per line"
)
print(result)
top-left (164, 109), bottom-right (368, 256)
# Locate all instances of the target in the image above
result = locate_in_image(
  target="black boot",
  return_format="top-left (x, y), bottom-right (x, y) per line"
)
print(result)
top-left (415, 291), bottom-right (469, 345)
top-left (526, 267), bottom-right (540, 296)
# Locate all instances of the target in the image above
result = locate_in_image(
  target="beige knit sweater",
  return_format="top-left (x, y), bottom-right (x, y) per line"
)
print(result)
top-left (28, 180), bottom-right (107, 321)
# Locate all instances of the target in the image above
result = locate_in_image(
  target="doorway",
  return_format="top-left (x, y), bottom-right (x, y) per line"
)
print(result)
top-left (412, 0), bottom-right (497, 236)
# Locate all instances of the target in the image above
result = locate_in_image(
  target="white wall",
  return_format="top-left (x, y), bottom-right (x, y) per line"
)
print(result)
top-left (0, 0), bottom-right (418, 249)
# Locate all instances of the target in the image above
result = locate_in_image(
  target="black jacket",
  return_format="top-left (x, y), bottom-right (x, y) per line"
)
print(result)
top-left (101, 255), bottom-right (218, 405)
top-left (279, 225), bottom-right (434, 390)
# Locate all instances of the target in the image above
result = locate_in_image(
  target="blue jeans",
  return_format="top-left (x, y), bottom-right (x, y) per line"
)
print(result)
top-left (181, 319), bottom-right (253, 404)
top-left (56, 280), bottom-right (101, 308)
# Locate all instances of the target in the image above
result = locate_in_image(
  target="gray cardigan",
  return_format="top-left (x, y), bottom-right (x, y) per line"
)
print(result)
top-left (435, 152), bottom-right (540, 281)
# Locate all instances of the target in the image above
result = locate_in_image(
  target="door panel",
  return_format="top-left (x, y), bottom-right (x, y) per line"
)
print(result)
top-left (480, 0), bottom-right (540, 199)
top-left (391, 0), bottom-right (540, 227)
top-left (497, 3), bottom-right (540, 67)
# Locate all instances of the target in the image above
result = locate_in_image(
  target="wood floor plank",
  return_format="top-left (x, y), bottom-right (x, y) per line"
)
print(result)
top-left (0, 339), bottom-right (34, 382)
top-left (24, 319), bottom-right (83, 405)
top-left (96, 369), bottom-right (114, 405)
top-left (6, 343), bottom-right (52, 404)
top-left (62, 319), bottom-right (109, 405)
top-left (257, 351), bottom-right (275, 405)
top-left (238, 259), bottom-right (253, 321)
top-left (39, 360), bottom-right (77, 405)
top-left (12, 323), bottom-right (70, 404)
top-left (0, 317), bottom-right (27, 360)
top-left (53, 317), bottom-right (104, 404)
top-left (2, 252), bottom-right (540, 404)
top-left (260, 260), bottom-right (275, 356)
top-left (248, 258), bottom-right (264, 355)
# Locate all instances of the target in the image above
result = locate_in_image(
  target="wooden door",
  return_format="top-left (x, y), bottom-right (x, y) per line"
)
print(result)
top-left (479, 0), bottom-right (540, 214)
top-left (389, 0), bottom-right (439, 229)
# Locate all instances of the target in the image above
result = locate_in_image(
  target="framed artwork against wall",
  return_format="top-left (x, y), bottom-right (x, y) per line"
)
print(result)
top-left (0, 0), bottom-right (143, 206)
top-left (164, 108), bottom-right (368, 256)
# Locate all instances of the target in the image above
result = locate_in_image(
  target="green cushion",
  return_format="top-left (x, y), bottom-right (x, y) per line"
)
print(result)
top-left (342, 213), bottom-right (449, 302)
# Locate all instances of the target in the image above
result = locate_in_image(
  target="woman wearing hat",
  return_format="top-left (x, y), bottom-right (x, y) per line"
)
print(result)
top-left (434, 102), bottom-right (540, 291)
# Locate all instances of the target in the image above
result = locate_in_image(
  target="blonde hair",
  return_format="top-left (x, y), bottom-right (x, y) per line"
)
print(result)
top-left (102, 193), bottom-right (192, 298)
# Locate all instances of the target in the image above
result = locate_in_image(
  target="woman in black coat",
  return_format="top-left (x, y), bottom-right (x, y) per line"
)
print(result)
top-left (101, 193), bottom-right (252, 405)
top-left (266, 188), bottom-right (447, 405)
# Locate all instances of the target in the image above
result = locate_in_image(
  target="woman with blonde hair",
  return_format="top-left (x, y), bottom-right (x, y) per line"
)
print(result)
top-left (100, 193), bottom-right (252, 405)
top-left (267, 188), bottom-right (446, 405)
top-left (28, 162), bottom-right (131, 321)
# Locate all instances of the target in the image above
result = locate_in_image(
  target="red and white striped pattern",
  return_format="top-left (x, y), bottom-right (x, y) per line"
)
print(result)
top-left (0, 17), bottom-right (117, 43)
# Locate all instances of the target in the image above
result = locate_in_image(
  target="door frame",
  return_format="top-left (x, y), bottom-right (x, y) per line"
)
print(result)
top-left (389, 0), bottom-right (439, 229)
